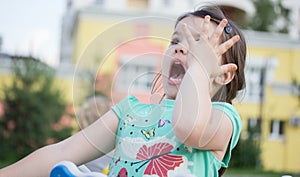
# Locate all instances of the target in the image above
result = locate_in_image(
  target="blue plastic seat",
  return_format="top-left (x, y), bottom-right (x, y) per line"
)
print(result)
top-left (50, 161), bottom-right (107, 177)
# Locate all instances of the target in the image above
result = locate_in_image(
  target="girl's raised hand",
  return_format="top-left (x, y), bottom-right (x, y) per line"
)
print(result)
top-left (182, 15), bottom-right (240, 79)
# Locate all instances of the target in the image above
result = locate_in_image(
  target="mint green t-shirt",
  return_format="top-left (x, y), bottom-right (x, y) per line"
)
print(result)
top-left (109, 95), bottom-right (242, 177)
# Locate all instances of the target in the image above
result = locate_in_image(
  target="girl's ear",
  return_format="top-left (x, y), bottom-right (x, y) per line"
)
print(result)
top-left (214, 64), bottom-right (237, 85)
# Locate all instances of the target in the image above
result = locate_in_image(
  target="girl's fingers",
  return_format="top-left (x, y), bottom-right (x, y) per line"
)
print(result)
top-left (201, 15), bottom-right (211, 40)
top-left (216, 35), bottom-right (240, 56)
top-left (182, 23), bottom-right (195, 46)
top-left (210, 19), bottom-right (228, 46)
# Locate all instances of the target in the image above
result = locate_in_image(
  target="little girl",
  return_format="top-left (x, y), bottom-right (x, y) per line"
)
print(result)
top-left (0, 5), bottom-right (246, 177)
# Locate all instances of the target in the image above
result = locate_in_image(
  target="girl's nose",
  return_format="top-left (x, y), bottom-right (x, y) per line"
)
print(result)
top-left (174, 45), bottom-right (187, 55)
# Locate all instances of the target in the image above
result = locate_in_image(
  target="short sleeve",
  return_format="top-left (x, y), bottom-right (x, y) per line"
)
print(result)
top-left (212, 102), bottom-right (242, 167)
top-left (111, 94), bottom-right (138, 121)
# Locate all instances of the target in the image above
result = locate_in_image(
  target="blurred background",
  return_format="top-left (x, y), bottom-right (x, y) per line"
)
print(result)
top-left (0, 0), bottom-right (300, 176)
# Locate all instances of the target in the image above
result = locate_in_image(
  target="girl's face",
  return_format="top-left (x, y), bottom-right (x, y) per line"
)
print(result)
top-left (162, 16), bottom-right (218, 99)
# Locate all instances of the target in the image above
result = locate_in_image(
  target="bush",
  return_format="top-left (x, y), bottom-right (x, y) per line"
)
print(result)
top-left (230, 131), bottom-right (261, 169)
top-left (0, 58), bottom-right (73, 164)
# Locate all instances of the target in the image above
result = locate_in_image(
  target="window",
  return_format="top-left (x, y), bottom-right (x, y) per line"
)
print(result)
top-left (246, 118), bottom-right (261, 139)
top-left (115, 55), bottom-right (159, 93)
top-left (242, 58), bottom-right (266, 103)
top-left (246, 67), bottom-right (264, 102)
top-left (269, 120), bottom-right (285, 140)
top-left (239, 57), bottom-right (277, 103)
top-left (247, 118), bottom-right (261, 133)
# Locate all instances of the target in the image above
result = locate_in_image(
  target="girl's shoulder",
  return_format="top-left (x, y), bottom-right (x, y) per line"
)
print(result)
top-left (212, 102), bottom-right (242, 132)
top-left (212, 102), bottom-right (240, 120)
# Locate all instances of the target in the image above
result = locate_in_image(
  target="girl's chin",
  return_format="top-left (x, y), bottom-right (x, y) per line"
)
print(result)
top-left (165, 88), bottom-right (178, 100)
top-left (166, 95), bottom-right (176, 100)
top-left (162, 80), bottom-right (180, 99)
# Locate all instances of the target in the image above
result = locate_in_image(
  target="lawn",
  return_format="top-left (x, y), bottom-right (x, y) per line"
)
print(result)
top-left (224, 168), bottom-right (300, 177)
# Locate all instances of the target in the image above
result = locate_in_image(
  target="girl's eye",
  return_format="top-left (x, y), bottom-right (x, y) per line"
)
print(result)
top-left (170, 39), bottom-right (179, 45)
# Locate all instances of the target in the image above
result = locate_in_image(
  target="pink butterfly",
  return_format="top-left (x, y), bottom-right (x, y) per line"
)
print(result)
top-left (158, 119), bottom-right (171, 128)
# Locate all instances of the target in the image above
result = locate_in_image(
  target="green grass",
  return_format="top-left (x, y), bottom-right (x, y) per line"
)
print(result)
top-left (224, 168), bottom-right (300, 177)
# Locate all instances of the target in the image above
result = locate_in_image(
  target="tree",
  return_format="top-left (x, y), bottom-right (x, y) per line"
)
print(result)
top-left (230, 130), bottom-right (261, 169)
top-left (247, 0), bottom-right (290, 33)
top-left (0, 58), bottom-right (73, 164)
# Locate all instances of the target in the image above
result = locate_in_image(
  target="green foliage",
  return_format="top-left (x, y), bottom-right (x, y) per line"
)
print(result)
top-left (230, 132), bottom-right (261, 169)
top-left (226, 168), bottom-right (299, 177)
top-left (0, 58), bottom-right (73, 163)
top-left (247, 0), bottom-right (290, 33)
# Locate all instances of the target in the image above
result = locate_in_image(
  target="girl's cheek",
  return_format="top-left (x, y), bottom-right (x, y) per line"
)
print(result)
top-left (162, 58), bottom-right (171, 77)
top-left (163, 48), bottom-right (172, 63)
top-left (162, 59), bottom-right (169, 76)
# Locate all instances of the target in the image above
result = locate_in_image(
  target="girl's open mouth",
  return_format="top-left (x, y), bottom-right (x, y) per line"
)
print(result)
top-left (168, 59), bottom-right (186, 85)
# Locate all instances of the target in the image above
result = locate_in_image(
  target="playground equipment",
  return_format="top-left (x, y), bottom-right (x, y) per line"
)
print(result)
top-left (50, 161), bottom-right (107, 177)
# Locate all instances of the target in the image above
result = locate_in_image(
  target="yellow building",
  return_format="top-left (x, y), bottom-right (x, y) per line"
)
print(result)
top-left (68, 8), bottom-right (175, 103)
top-left (64, 2), bottom-right (300, 174)
top-left (235, 30), bottom-right (300, 173)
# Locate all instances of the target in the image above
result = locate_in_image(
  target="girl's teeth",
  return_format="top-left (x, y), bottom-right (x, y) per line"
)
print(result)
top-left (170, 77), bottom-right (182, 83)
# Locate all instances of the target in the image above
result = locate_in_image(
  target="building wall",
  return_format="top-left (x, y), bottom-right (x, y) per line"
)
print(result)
top-left (234, 31), bottom-right (300, 173)
top-left (71, 10), bottom-right (174, 103)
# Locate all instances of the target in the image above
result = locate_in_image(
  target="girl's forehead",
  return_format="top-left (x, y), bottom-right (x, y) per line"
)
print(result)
top-left (174, 16), bottom-right (217, 36)
top-left (181, 16), bottom-right (204, 26)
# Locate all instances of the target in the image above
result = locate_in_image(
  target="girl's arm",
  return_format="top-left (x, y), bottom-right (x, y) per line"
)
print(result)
top-left (172, 18), bottom-right (238, 157)
top-left (0, 110), bottom-right (118, 177)
top-left (172, 59), bottom-right (217, 148)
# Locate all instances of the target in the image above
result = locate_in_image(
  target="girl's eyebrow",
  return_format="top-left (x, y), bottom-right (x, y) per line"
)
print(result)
top-left (172, 31), bottom-right (179, 37)
top-left (172, 28), bottom-right (200, 40)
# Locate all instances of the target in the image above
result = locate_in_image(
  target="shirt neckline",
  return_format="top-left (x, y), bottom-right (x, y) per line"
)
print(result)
top-left (128, 94), bottom-right (175, 106)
